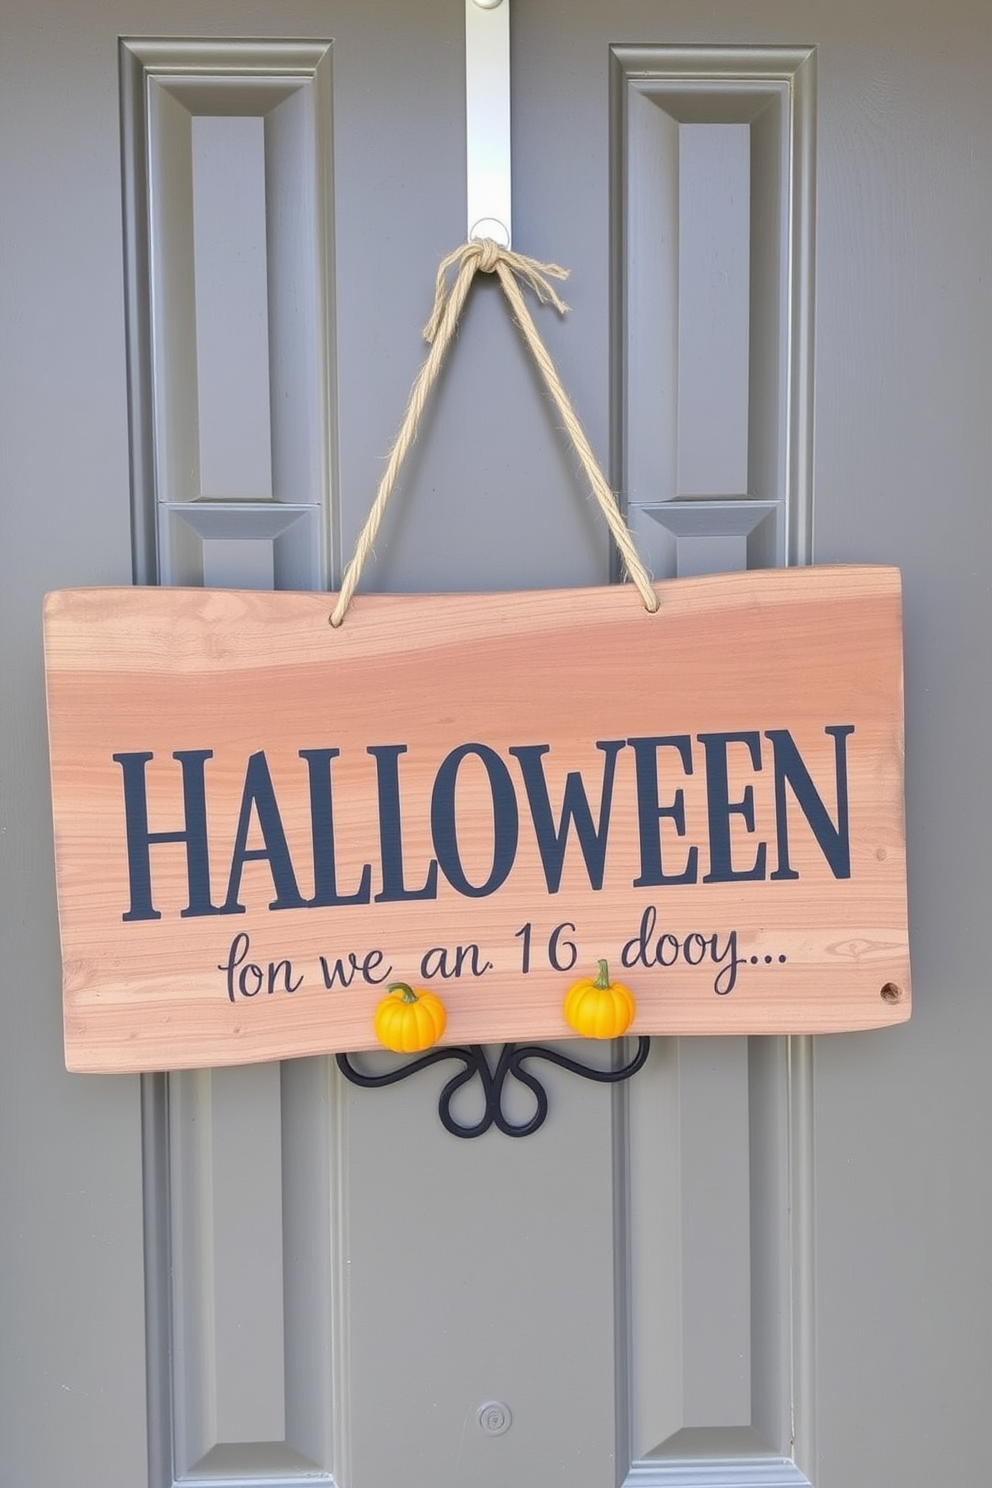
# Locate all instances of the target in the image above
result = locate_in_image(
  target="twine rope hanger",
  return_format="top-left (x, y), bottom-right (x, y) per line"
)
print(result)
top-left (329, 238), bottom-right (660, 627)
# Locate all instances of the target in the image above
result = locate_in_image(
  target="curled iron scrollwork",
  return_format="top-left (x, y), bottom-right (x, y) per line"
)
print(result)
top-left (336, 1037), bottom-right (651, 1139)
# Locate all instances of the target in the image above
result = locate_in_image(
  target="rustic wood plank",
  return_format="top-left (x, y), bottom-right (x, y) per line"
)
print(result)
top-left (43, 567), bottom-right (910, 1071)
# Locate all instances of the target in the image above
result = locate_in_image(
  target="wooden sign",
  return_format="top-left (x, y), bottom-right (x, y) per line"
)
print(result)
top-left (43, 566), bottom-right (910, 1072)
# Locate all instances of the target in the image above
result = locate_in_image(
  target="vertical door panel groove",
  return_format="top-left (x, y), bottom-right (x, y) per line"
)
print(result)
top-left (612, 43), bottom-right (817, 1486)
top-left (122, 36), bottom-right (339, 1486)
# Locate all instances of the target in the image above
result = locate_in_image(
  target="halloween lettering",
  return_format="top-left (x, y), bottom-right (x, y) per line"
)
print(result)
top-left (112, 727), bottom-right (854, 922)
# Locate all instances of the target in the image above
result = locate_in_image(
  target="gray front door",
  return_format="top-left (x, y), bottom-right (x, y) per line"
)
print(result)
top-left (2, 2), bottom-right (989, 1485)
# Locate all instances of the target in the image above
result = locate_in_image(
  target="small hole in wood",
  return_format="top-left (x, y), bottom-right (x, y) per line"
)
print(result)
top-left (880, 982), bottom-right (903, 1003)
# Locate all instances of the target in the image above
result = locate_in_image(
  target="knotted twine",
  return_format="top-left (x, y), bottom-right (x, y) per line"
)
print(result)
top-left (329, 238), bottom-right (659, 627)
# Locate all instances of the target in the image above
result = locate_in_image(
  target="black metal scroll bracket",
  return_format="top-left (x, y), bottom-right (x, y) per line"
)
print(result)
top-left (336, 1037), bottom-right (651, 1139)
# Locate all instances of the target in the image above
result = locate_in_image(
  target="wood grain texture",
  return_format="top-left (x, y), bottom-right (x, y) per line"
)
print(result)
top-left (43, 567), bottom-right (910, 1071)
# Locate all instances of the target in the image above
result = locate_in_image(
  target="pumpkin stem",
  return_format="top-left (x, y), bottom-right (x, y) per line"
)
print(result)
top-left (594, 958), bottom-right (611, 990)
top-left (388, 982), bottom-right (418, 1003)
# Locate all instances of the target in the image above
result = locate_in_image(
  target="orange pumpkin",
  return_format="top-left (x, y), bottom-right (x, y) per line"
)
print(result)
top-left (373, 982), bottom-right (447, 1053)
top-left (564, 959), bottom-right (636, 1039)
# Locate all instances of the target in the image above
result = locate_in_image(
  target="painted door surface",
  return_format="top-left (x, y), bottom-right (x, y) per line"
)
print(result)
top-left (1, 2), bottom-right (989, 1486)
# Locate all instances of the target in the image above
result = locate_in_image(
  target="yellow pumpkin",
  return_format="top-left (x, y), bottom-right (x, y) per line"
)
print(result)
top-left (373, 982), bottom-right (447, 1053)
top-left (564, 959), bottom-right (636, 1040)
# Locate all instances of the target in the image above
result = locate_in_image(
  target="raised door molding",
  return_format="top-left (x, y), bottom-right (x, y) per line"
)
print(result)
top-left (610, 45), bottom-right (818, 1487)
top-left (120, 37), bottom-right (341, 1486)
